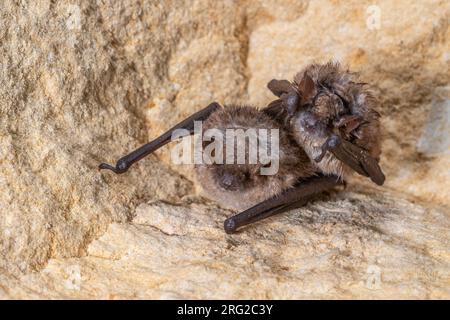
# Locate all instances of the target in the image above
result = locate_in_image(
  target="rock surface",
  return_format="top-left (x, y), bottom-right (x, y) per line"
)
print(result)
top-left (1, 0), bottom-right (449, 299)
top-left (3, 187), bottom-right (450, 299)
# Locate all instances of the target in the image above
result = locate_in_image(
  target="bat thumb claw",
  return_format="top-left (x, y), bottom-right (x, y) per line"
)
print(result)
top-left (99, 163), bottom-right (119, 173)
top-left (314, 151), bottom-right (326, 163)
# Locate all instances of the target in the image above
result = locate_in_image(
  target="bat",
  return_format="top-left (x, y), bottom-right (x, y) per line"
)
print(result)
top-left (265, 61), bottom-right (385, 186)
top-left (99, 62), bottom-right (384, 233)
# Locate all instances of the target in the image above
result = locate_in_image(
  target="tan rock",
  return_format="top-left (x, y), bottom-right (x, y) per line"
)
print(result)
top-left (1, 0), bottom-right (449, 299)
top-left (3, 188), bottom-right (449, 299)
top-left (0, 0), bottom-right (246, 274)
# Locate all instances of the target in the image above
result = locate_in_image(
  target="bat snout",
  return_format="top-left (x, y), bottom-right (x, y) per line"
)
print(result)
top-left (297, 111), bottom-right (321, 131)
top-left (219, 171), bottom-right (248, 191)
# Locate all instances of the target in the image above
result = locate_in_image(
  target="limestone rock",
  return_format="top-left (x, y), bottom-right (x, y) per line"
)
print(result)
top-left (0, 0), bottom-right (246, 274)
top-left (3, 188), bottom-right (449, 299)
top-left (1, 0), bottom-right (449, 299)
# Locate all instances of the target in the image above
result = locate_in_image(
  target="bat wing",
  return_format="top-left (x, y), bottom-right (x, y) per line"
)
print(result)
top-left (316, 135), bottom-right (385, 186)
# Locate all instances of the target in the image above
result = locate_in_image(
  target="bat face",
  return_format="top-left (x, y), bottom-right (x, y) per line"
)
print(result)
top-left (195, 105), bottom-right (315, 211)
top-left (291, 108), bottom-right (347, 177)
top-left (290, 85), bottom-right (350, 177)
top-left (285, 62), bottom-right (382, 180)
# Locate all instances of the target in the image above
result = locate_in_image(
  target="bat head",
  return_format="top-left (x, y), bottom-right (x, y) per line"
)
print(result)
top-left (294, 73), bottom-right (346, 123)
top-left (194, 105), bottom-right (315, 210)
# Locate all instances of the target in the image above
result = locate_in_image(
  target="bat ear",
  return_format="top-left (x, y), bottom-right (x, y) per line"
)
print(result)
top-left (298, 73), bottom-right (315, 103)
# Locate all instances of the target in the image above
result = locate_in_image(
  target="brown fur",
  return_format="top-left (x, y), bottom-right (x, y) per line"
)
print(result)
top-left (288, 62), bottom-right (381, 179)
top-left (195, 105), bottom-right (315, 211)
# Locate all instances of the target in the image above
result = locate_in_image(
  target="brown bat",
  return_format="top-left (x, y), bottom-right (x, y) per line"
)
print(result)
top-left (99, 62), bottom-right (384, 233)
top-left (265, 61), bottom-right (385, 185)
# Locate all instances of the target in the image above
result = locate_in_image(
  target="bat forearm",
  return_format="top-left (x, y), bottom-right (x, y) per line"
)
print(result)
top-left (99, 102), bottom-right (221, 174)
top-left (224, 175), bottom-right (341, 233)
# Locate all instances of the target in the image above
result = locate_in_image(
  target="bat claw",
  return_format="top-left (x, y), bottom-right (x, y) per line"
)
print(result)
top-left (99, 163), bottom-right (117, 172)
top-left (314, 152), bottom-right (326, 163)
top-left (98, 161), bottom-right (129, 174)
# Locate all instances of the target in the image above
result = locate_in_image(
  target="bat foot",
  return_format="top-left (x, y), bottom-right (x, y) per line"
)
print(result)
top-left (98, 159), bottom-right (129, 174)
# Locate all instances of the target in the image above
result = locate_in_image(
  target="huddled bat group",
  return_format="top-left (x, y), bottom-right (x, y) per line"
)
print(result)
top-left (100, 62), bottom-right (385, 233)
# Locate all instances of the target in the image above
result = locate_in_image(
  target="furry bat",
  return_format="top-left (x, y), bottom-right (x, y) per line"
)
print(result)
top-left (99, 62), bottom-right (384, 233)
top-left (265, 61), bottom-right (385, 185)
